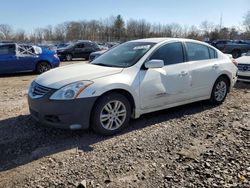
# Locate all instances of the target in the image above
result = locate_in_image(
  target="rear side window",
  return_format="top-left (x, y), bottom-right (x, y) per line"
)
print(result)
top-left (0, 44), bottom-right (15, 55)
top-left (208, 47), bottom-right (217, 59)
top-left (186, 42), bottom-right (210, 61)
top-left (150, 42), bottom-right (184, 65)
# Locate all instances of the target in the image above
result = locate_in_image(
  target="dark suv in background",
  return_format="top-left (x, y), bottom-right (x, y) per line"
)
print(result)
top-left (212, 39), bottom-right (250, 58)
top-left (56, 40), bottom-right (100, 61)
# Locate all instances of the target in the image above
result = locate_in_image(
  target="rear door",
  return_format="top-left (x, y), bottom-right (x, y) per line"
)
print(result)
top-left (184, 42), bottom-right (220, 98)
top-left (16, 45), bottom-right (38, 71)
top-left (84, 42), bottom-right (98, 59)
top-left (139, 42), bottom-right (192, 109)
top-left (0, 44), bottom-right (18, 74)
top-left (74, 43), bottom-right (85, 58)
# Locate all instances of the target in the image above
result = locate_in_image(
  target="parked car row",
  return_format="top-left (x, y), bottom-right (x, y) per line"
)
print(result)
top-left (56, 40), bottom-right (101, 61)
top-left (36, 41), bottom-right (121, 62)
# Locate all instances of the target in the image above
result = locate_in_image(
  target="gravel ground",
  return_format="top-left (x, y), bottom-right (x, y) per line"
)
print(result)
top-left (0, 62), bottom-right (249, 188)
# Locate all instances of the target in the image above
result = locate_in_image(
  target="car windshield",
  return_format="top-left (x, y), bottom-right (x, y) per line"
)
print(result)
top-left (91, 42), bottom-right (155, 68)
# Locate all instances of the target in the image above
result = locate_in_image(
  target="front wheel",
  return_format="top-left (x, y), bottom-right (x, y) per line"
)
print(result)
top-left (210, 77), bottom-right (229, 104)
top-left (36, 62), bottom-right (51, 74)
top-left (91, 93), bottom-right (131, 136)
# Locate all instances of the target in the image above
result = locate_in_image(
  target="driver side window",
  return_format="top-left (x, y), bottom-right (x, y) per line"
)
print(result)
top-left (150, 42), bottom-right (184, 65)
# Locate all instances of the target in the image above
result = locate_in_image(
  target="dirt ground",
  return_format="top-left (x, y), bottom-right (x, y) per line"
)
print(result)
top-left (0, 61), bottom-right (249, 188)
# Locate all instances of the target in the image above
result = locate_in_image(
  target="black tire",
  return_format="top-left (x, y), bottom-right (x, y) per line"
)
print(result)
top-left (210, 76), bottom-right (229, 105)
top-left (65, 54), bottom-right (72, 61)
top-left (91, 93), bottom-right (131, 136)
top-left (232, 50), bottom-right (241, 58)
top-left (36, 62), bottom-right (51, 74)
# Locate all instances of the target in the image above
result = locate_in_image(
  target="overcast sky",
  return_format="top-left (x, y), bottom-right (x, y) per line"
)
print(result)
top-left (0, 0), bottom-right (249, 32)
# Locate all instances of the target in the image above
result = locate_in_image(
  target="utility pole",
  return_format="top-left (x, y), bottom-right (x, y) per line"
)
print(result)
top-left (219, 13), bottom-right (223, 30)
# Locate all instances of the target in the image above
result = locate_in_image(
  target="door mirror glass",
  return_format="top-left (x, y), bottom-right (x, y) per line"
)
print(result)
top-left (144, 59), bottom-right (164, 69)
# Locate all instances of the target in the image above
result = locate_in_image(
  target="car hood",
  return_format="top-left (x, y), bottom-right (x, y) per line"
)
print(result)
top-left (35, 63), bottom-right (123, 89)
top-left (236, 56), bottom-right (250, 64)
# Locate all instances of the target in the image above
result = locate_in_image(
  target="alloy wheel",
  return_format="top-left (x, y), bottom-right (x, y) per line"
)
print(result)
top-left (100, 100), bottom-right (127, 130)
top-left (214, 81), bottom-right (227, 102)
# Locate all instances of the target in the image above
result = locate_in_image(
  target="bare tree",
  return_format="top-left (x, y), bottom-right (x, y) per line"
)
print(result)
top-left (43, 25), bottom-right (53, 41)
top-left (1, 13), bottom-right (250, 43)
top-left (13, 29), bottom-right (26, 42)
top-left (243, 11), bottom-right (250, 38)
top-left (0, 24), bottom-right (13, 40)
top-left (243, 11), bottom-right (250, 31)
top-left (200, 21), bottom-right (215, 39)
top-left (54, 23), bottom-right (67, 41)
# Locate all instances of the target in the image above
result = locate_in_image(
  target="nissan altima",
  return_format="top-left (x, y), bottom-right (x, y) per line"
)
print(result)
top-left (28, 38), bottom-right (238, 135)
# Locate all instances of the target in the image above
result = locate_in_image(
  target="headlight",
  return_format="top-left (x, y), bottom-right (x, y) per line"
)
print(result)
top-left (28, 81), bottom-right (36, 96)
top-left (50, 81), bottom-right (93, 100)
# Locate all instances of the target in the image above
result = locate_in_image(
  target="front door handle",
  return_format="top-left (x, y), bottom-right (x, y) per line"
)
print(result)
top-left (212, 64), bottom-right (219, 69)
top-left (179, 71), bottom-right (188, 77)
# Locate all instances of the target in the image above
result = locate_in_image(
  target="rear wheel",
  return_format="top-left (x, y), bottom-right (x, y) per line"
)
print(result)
top-left (36, 62), bottom-right (51, 74)
top-left (210, 76), bottom-right (229, 104)
top-left (91, 93), bottom-right (131, 135)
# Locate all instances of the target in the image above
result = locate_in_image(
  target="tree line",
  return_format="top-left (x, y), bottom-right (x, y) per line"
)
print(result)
top-left (0, 11), bottom-right (249, 43)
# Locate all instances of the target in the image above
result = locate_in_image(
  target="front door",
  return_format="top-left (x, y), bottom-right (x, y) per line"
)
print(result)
top-left (74, 43), bottom-right (86, 58)
top-left (139, 42), bottom-right (192, 109)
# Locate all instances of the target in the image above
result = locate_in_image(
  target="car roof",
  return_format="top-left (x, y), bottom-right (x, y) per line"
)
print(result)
top-left (76, 40), bottom-right (93, 43)
top-left (130, 38), bottom-right (206, 44)
top-left (0, 43), bottom-right (16, 46)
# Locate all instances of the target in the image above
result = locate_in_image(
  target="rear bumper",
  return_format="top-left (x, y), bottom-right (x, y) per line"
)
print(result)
top-left (28, 92), bottom-right (97, 130)
top-left (51, 58), bottom-right (60, 68)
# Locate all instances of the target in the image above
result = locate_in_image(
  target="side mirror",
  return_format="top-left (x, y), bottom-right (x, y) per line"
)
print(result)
top-left (144, 59), bottom-right (164, 69)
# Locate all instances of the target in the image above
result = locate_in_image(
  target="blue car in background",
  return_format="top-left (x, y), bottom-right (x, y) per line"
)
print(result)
top-left (0, 43), bottom-right (60, 74)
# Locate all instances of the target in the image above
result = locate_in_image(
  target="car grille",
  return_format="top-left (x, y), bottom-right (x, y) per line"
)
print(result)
top-left (238, 64), bottom-right (250, 72)
top-left (238, 75), bottom-right (250, 80)
top-left (31, 83), bottom-right (51, 98)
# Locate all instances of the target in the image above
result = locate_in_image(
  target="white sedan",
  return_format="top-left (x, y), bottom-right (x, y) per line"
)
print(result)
top-left (236, 51), bottom-right (250, 82)
top-left (28, 38), bottom-right (238, 135)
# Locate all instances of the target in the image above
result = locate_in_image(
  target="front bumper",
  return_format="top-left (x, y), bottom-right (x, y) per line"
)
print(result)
top-left (28, 91), bottom-right (97, 130)
top-left (237, 71), bottom-right (250, 82)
